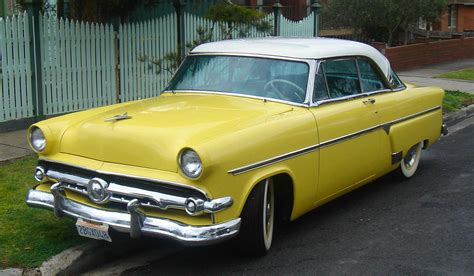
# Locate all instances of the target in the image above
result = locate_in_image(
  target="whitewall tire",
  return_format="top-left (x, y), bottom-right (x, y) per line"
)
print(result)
top-left (399, 142), bottom-right (423, 179)
top-left (237, 178), bottom-right (275, 256)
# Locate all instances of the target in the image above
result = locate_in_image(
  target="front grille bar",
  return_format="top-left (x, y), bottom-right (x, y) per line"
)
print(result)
top-left (40, 166), bottom-right (233, 216)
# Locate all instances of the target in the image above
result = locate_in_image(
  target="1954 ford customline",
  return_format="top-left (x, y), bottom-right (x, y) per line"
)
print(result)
top-left (26, 38), bottom-right (447, 255)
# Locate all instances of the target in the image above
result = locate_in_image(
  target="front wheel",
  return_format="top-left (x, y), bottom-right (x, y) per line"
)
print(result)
top-left (236, 178), bottom-right (275, 256)
top-left (398, 142), bottom-right (423, 179)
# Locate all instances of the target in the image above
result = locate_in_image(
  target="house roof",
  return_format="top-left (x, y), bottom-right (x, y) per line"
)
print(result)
top-left (191, 38), bottom-right (391, 77)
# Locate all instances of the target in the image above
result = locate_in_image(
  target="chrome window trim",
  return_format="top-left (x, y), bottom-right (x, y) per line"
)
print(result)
top-left (311, 60), bottom-right (331, 103)
top-left (388, 68), bottom-right (407, 90)
top-left (38, 157), bottom-right (210, 199)
top-left (311, 56), bottom-right (404, 107)
top-left (355, 56), bottom-right (392, 92)
top-left (165, 53), bottom-right (317, 106)
top-left (228, 105), bottom-right (441, 175)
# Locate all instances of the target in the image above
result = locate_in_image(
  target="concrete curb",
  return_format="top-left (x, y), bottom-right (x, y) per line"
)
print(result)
top-left (443, 104), bottom-right (474, 127)
top-left (39, 241), bottom-right (101, 276)
top-left (40, 237), bottom-right (171, 275)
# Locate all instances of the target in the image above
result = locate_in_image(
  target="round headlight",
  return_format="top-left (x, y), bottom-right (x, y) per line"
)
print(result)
top-left (179, 149), bottom-right (203, 179)
top-left (29, 127), bottom-right (46, 152)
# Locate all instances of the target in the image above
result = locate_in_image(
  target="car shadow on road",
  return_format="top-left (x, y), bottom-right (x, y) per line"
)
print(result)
top-left (122, 170), bottom-right (423, 275)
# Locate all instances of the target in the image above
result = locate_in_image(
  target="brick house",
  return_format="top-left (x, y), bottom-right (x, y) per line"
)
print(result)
top-left (434, 0), bottom-right (474, 32)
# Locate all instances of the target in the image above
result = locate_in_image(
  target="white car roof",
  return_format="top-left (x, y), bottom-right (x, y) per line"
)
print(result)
top-left (191, 38), bottom-right (391, 78)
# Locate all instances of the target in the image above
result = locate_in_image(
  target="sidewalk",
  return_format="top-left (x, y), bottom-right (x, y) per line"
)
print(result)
top-left (0, 130), bottom-right (32, 162)
top-left (399, 58), bottom-right (474, 94)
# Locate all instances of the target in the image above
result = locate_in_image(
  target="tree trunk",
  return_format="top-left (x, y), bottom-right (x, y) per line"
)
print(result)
top-left (388, 29), bottom-right (393, 47)
top-left (404, 24), bottom-right (408, 45)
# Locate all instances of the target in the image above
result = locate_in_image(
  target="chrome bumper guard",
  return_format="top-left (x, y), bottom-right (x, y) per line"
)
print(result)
top-left (26, 187), bottom-right (241, 245)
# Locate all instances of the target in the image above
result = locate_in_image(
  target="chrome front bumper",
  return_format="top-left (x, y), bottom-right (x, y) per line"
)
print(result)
top-left (26, 188), bottom-right (241, 245)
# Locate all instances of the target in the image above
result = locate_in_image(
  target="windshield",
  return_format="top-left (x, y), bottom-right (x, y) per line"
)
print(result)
top-left (166, 55), bottom-right (310, 103)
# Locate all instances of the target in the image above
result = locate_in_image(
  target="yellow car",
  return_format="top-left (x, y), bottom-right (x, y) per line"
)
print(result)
top-left (26, 38), bottom-right (446, 255)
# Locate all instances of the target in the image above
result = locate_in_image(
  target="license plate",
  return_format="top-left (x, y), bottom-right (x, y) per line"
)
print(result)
top-left (76, 218), bottom-right (112, 242)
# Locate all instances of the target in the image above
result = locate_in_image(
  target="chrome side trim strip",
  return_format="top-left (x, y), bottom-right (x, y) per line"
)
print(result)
top-left (228, 105), bottom-right (441, 175)
top-left (228, 144), bottom-right (320, 175)
top-left (382, 105), bottom-right (441, 128)
top-left (39, 158), bottom-right (210, 199)
top-left (318, 124), bottom-right (381, 149)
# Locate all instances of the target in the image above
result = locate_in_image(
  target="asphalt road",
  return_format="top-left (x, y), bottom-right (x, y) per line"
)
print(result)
top-left (90, 121), bottom-right (474, 275)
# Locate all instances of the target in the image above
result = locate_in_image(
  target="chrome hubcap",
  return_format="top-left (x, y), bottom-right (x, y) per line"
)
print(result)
top-left (403, 145), bottom-right (418, 169)
top-left (265, 187), bottom-right (273, 235)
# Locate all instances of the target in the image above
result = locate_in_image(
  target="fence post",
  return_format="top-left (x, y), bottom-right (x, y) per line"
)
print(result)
top-left (24, 0), bottom-right (43, 119)
top-left (273, 0), bottom-right (282, 36)
top-left (257, 1), bottom-right (263, 13)
top-left (311, 0), bottom-right (322, 37)
top-left (173, 0), bottom-right (186, 60)
top-left (114, 32), bottom-right (121, 103)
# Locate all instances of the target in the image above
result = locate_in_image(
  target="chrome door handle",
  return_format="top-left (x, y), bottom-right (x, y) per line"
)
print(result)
top-left (363, 98), bottom-right (376, 105)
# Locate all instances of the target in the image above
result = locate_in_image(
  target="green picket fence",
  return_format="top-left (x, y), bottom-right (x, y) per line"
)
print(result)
top-left (119, 13), bottom-right (177, 102)
top-left (40, 14), bottom-right (116, 115)
top-left (0, 12), bottom-right (34, 122)
top-left (0, 10), bottom-right (317, 124)
top-left (280, 13), bottom-right (315, 37)
top-left (183, 11), bottom-right (274, 49)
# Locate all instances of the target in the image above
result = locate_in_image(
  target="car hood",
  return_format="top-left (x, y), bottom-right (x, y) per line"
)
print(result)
top-left (59, 92), bottom-right (296, 172)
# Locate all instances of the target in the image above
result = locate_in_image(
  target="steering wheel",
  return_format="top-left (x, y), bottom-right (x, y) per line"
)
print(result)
top-left (263, 79), bottom-right (305, 102)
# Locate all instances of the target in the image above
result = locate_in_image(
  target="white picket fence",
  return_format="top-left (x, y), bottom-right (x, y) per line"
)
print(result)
top-left (0, 13), bottom-right (34, 121)
top-left (119, 13), bottom-right (177, 102)
top-left (183, 12), bottom-right (274, 48)
top-left (0, 11), bottom-right (317, 123)
top-left (40, 15), bottom-right (116, 115)
top-left (280, 13), bottom-right (314, 37)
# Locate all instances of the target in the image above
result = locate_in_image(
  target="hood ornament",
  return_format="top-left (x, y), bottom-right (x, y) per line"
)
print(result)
top-left (104, 112), bottom-right (132, 122)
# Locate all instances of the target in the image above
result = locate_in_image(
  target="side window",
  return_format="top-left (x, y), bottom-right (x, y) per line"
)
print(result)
top-left (313, 65), bottom-right (329, 101)
top-left (357, 58), bottom-right (388, 92)
top-left (323, 59), bottom-right (361, 98)
top-left (389, 69), bottom-right (405, 89)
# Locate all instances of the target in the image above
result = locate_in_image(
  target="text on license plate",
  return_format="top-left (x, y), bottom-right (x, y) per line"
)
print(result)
top-left (76, 218), bottom-right (112, 242)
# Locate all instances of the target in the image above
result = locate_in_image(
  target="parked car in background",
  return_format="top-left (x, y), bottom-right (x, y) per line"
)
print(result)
top-left (26, 38), bottom-right (446, 255)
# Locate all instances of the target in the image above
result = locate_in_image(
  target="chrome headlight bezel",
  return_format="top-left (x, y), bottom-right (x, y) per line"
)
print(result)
top-left (178, 148), bottom-right (203, 179)
top-left (29, 126), bottom-right (47, 152)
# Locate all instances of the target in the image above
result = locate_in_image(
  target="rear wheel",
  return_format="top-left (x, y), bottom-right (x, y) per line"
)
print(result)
top-left (398, 142), bottom-right (423, 179)
top-left (236, 178), bottom-right (275, 256)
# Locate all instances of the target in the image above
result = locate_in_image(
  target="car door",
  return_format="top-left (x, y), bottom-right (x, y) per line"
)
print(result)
top-left (310, 57), bottom-right (383, 202)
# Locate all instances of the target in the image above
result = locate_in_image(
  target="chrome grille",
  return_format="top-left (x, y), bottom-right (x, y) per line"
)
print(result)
top-left (38, 160), bottom-right (207, 211)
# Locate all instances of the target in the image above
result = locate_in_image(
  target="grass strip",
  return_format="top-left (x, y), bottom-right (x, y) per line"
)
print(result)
top-left (0, 156), bottom-right (85, 268)
top-left (443, 90), bottom-right (474, 113)
top-left (436, 67), bottom-right (474, 81)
